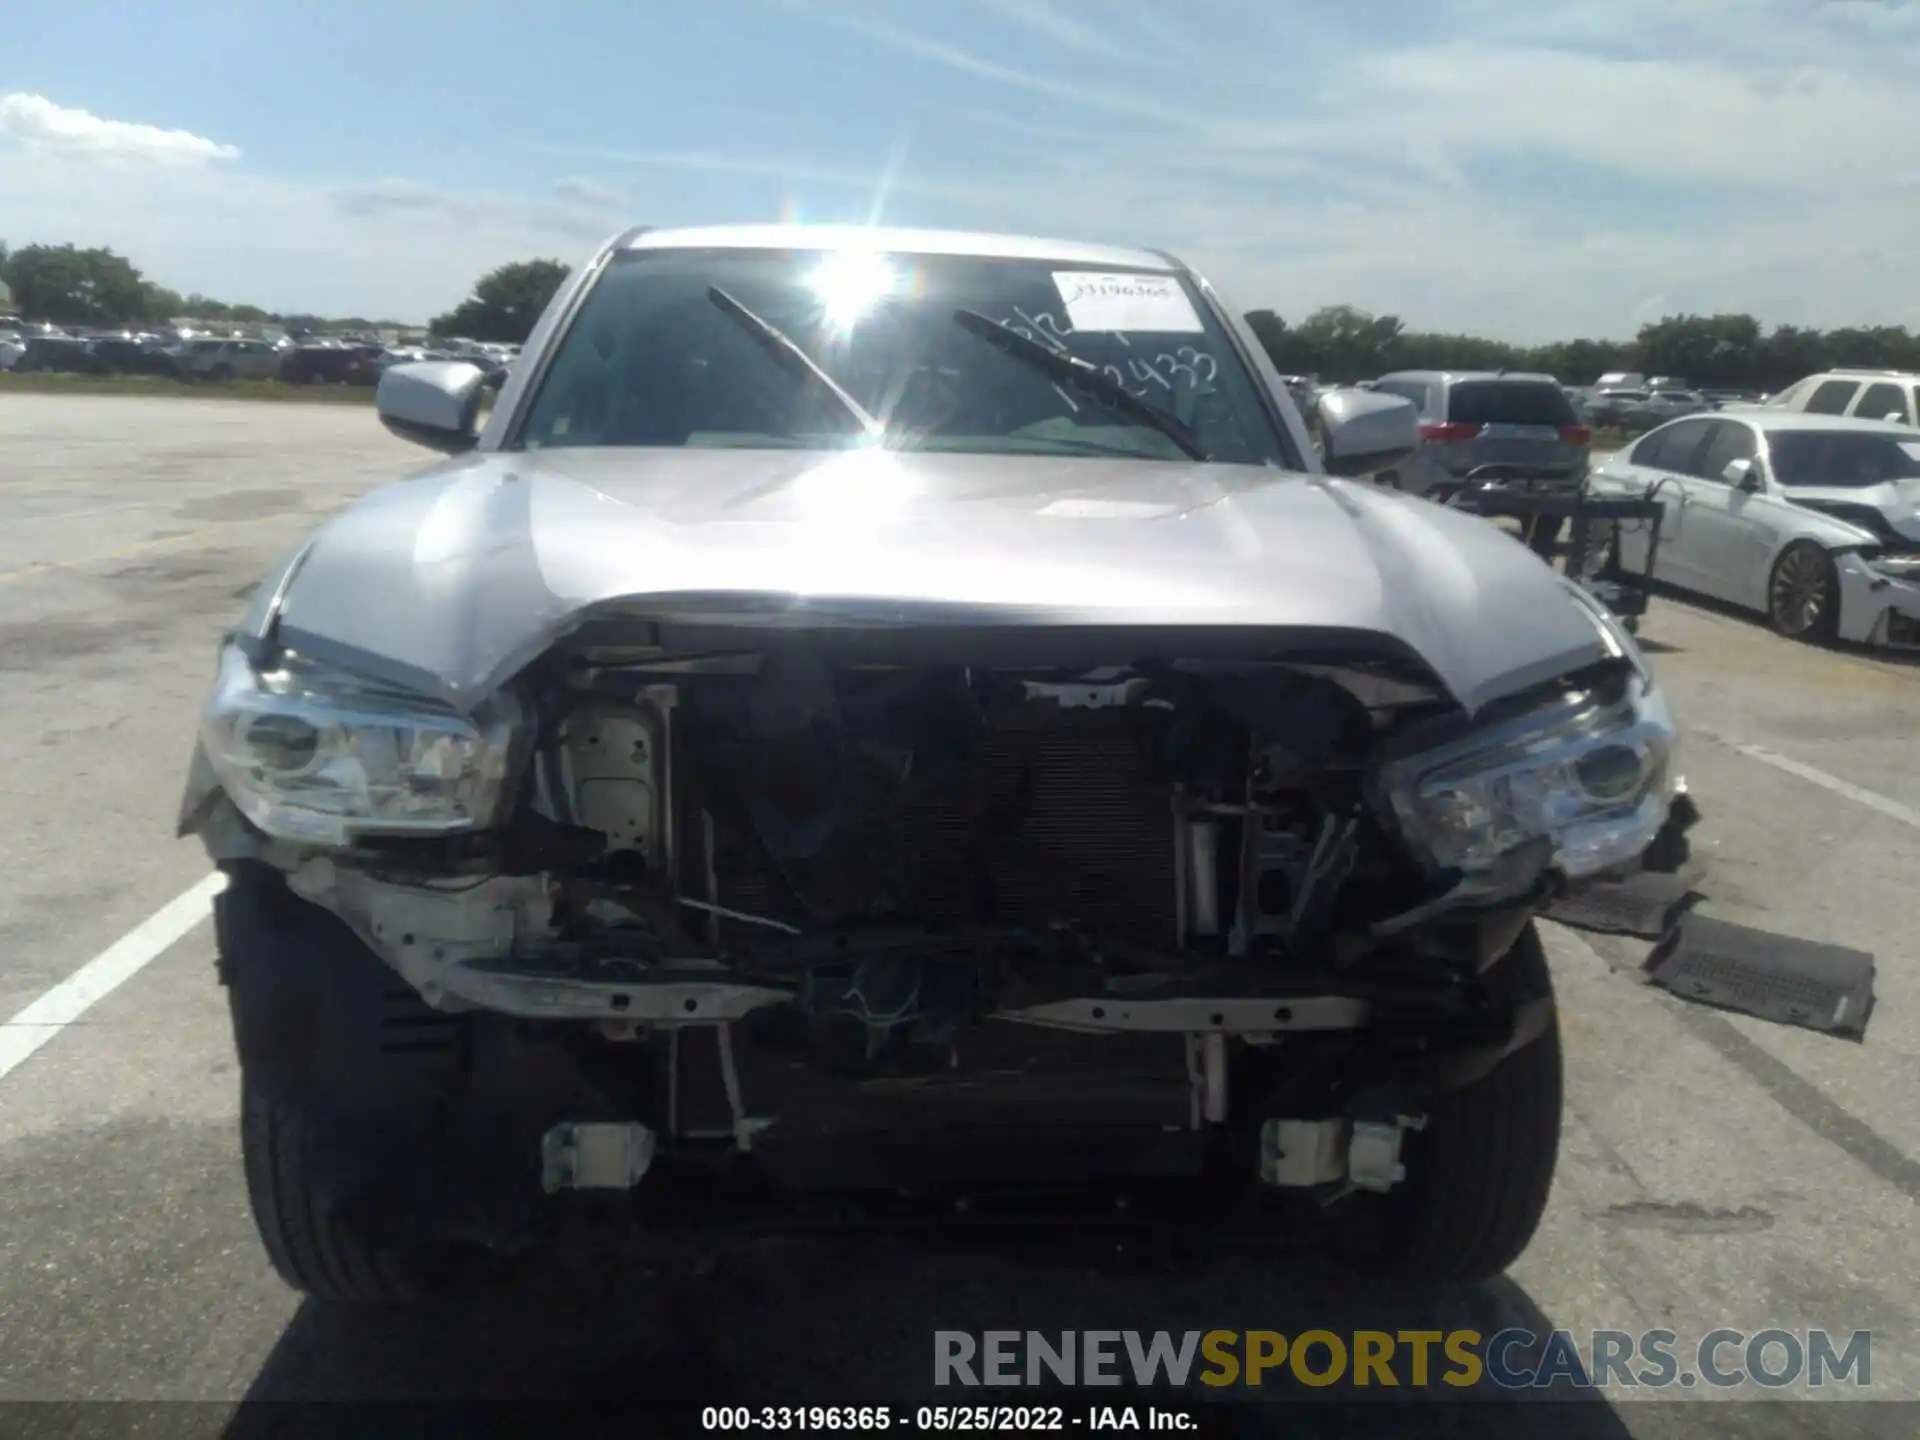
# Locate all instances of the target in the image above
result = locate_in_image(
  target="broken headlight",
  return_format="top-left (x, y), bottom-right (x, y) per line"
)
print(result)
top-left (1376, 669), bottom-right (1677, 900)
top-left (200, 643), bottom-right (518, 845)
top-left (1859, 548), bottom-right (1920, 582)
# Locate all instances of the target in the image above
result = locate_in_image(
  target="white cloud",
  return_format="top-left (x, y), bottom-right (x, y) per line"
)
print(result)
top-left (0, 148), bottom-right (620, 322)
top-left (0, 92), bottom-right (240, 166)
top-left (750, 0), bottom-right (1920, 340)
top-left (550, 176), bottom-right (630, 209)
top-left (973, 0), bottom-right (1182, 67)
top-left (515, 142), bottom-right (1011, 209)
top-left (0, 97), bottom-right (638, 320)
top-left (756, 0), bottom-right (1193, 124)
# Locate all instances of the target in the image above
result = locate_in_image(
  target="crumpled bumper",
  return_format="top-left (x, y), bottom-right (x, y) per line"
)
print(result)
top-left (1835, 555), bottom-right (1920, 649)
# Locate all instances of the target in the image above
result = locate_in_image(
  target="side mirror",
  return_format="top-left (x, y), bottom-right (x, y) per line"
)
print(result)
top-left (1317, 388), bottom-right (1418, 478)
top-left (1723, 457), bottom-right (1761, 491)
top-left (376, 361), bottom-right (488, 453)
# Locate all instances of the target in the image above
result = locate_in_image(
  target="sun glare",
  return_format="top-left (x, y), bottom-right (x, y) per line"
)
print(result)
top-left (806, 249), bottom-right (898, 334)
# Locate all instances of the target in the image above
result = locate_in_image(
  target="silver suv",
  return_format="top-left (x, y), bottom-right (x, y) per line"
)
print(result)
top-left (1370, 370), bottom-right (1592, 504)
top-left (1759, 370), bottom-right (1919, 426)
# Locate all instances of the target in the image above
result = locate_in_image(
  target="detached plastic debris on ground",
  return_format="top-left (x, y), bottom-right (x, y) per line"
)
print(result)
top-left (1644, 915), bottom-right (1877, 1040)
top-left (1543, 786), bottom-right (1879, 1041)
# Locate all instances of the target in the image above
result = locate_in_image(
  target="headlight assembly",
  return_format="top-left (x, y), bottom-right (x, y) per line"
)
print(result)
top-left (1858, 549), bottom-right (1920, 582)
top-left (200, 643), bottom-right (519, 845)
top-left (1375, 669), bottom-right (1678, 901)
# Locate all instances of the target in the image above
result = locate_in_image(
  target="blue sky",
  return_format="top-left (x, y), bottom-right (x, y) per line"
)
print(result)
top-left (4, 0), bottom-right (1918, 339)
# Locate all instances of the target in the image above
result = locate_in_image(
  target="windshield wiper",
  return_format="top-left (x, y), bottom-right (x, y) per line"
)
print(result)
top-left (952, 307), bottom-right (1210, 461)
top-left (707, 286), bottom-right (882, 440)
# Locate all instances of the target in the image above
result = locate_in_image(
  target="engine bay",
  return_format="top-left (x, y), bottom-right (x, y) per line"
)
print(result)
top-left (262, 638), bottom-right (1572, 1039)
top-left (199, 634), bottom-right (1620, 1201)
top-left (549, 648), bottom-right (1429, 961)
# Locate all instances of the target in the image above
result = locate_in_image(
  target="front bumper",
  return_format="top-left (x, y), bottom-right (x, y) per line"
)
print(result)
top-left (1836, 554), bottom-right (1920, 649)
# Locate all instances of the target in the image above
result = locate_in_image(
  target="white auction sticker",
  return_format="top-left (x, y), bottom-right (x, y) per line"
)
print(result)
top-left (1052, 271), bottom-right (1204, 334)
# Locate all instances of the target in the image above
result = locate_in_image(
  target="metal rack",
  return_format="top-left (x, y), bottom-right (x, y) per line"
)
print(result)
top-left (1449, 474), bottom-right (1666, 632)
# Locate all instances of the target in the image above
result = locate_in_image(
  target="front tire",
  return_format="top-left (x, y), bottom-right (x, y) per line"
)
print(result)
top-left (1768, 542), bottom-right (1839, 642)
top-left (218, 865), bottom-right (472, 1305)
top-left (1348, 924), bottom-right (1563, 1284)
top-left (240, 1080), bottom-right (461, 1305)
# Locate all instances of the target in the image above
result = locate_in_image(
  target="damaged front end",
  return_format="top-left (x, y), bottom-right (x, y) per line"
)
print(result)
top-left (181, 606), bottom-right (1678, 1219)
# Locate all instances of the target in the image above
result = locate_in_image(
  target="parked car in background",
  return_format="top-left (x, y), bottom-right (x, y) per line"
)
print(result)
top-left (1585, 412), bottom-right (1920, 647)
top-left (439, 343), bottom-right (515, 387)
top-left (1647, 388), bottom-right (1713, 418)
top-left (1587, 387), bottom-right (1710, 433)
top-left (9, 335), bottom-right (99, 374)
top-left (1595, 370), bottom-right (1647, 390)
top-left (169, 338), bottom-right (285, 382)
top-left (1368, 370), bottom-right (1592, 503)
top-left (1701, 388), bottom-right (1765, 408)
top-left (279, 343), bottom-right (387, 386)
top-left (378, 345), bottom-right (461, 369)
top-left (1588, 388), bottom-right (1652, 428)
top-left (86, 334), bottom-right (177, 376)
top-left (1759, 370), bottom-right (1919, 426)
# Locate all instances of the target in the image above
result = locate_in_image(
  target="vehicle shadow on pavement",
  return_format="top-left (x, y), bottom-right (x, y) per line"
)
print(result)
top-left (223, 1229), bottom-right (1638, 1438)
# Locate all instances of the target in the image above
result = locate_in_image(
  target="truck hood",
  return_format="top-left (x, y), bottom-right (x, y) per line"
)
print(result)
top-left (262, 447), bottom-right (1610, 715)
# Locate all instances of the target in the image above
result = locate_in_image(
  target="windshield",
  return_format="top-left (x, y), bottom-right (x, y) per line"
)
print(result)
top-left (1769, 431), bottom-right (1920, 488)
top-left (515, 247), bottom-right (1292, 465)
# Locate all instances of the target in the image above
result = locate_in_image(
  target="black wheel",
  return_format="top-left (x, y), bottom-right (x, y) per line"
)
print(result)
top-left (218, 865), bottom-right (473, 1305)
top-left (239, 1079), bottom-right (467, 1305)
top-left (1767, 541), bottom-right (1839, 642)
top-left (1345, 923), bottom-right (1562, 1284)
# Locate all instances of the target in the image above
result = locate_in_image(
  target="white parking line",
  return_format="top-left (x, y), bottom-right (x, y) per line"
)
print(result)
top-left (1694, 726), bottom-right (1920, 832)
top-left (0, 872), bottom-right (227, 1084)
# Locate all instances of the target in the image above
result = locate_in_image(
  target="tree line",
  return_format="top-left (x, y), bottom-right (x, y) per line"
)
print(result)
top-left (0, 242), bottom-right (411, 336)
top-left (0, 241), bottom-right (562, 340)
top-left (1245, 305), bottom-right (1920, 390)
top-left (6, 239), bottom-right (1917, 387)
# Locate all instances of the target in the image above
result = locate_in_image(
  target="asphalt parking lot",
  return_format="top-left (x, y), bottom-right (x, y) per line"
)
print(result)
top-left (1, 396), bottom-right (1917, 1433)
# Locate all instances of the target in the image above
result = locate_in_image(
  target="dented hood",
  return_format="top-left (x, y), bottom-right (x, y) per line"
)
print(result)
top-left (258, 447), bottom-right (1608, 715)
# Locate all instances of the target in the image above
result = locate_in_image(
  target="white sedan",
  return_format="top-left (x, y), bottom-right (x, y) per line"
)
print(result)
top-left (1584, 411), bottom-right (1920, 648)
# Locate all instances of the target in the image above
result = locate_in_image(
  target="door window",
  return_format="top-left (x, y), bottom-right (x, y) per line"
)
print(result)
top-left (1694, 421), bottom-right (1758, 485)
top-left (1853, 382), bottom-right (1911, 424)
top-left (1633, 418), bottom-right (1713, 474)
top-left (1803, 379), bottom-right (1860, 415)
top-left (1628, 427), bottom-right (1672, 467)
top-left (1373, 378), bottom-right (1428, 412)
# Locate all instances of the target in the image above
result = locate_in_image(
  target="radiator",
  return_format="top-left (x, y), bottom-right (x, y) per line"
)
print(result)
top-left (693, 708), bottom-right (1177, 943)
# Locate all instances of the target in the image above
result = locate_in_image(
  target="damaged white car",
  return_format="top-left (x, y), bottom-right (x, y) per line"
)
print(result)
top-left (1585, 411), bottom-right (1920, 648)
top-left (178, 224), bottom-right (1688, 1304)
